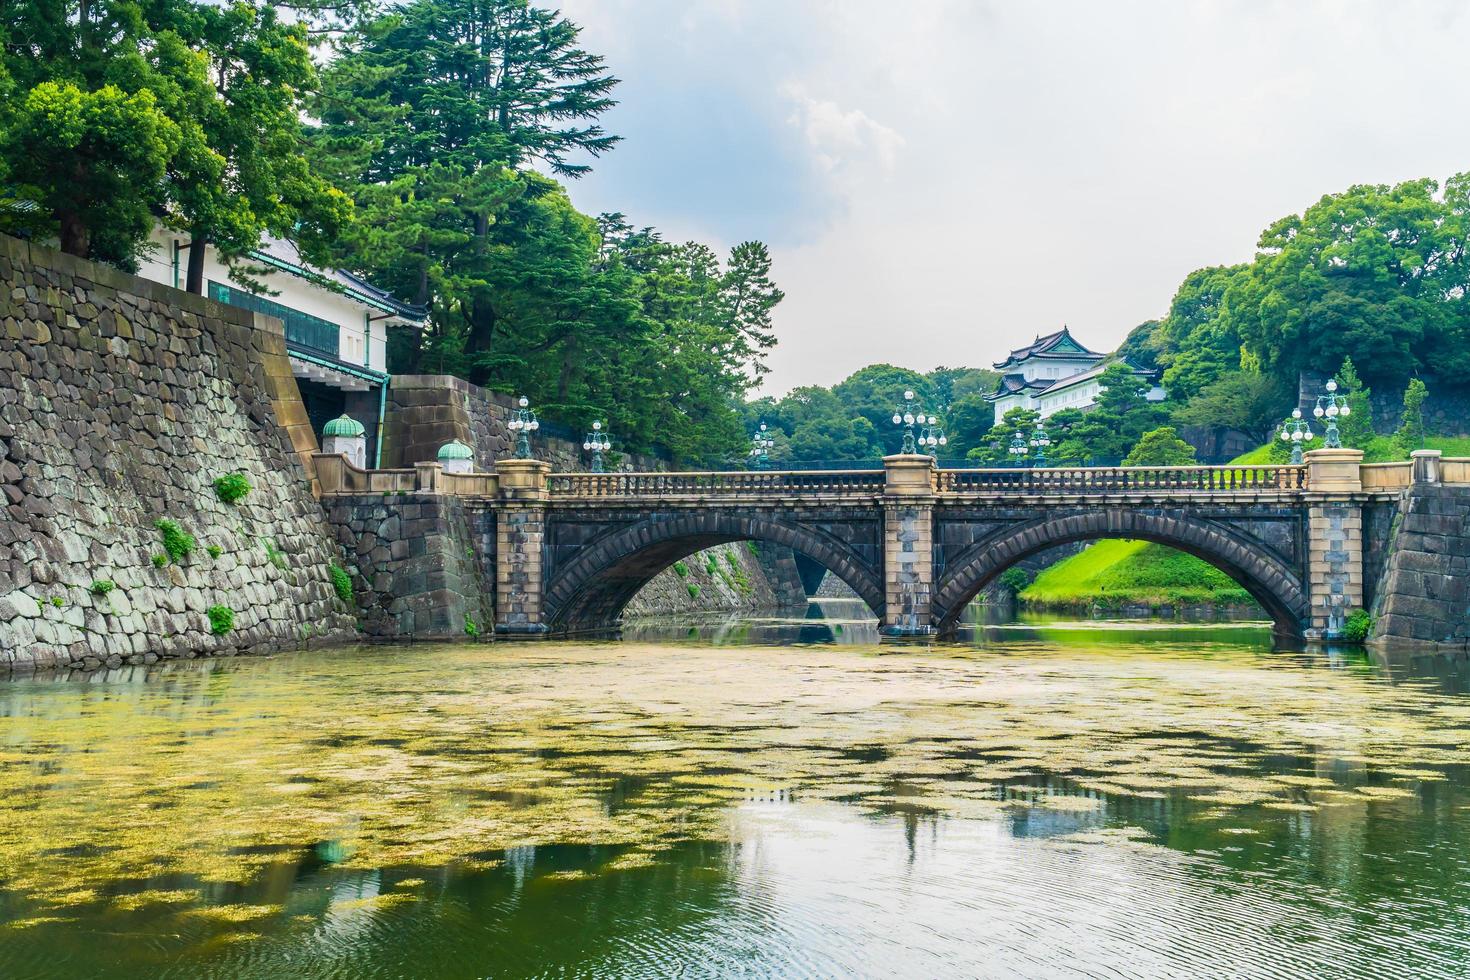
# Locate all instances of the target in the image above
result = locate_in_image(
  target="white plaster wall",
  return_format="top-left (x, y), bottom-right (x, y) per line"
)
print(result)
top-left (137, 228), bottom-right (381, 373)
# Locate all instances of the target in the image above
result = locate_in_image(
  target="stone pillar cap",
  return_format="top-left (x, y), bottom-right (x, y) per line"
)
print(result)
top-left (1410, 449), bottom-right (1443, 458)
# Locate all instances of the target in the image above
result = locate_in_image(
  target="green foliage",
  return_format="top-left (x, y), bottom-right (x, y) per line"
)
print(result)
top-left (151, 553), bottom-right (168, 569)
top-left (970, 407), bottom-right (1040, 465)
top-left (1124, 427), bottom-right (1197, 466)
top-left (207, 605), bottom-right (234, 635)
top-left (213, 473), bottom-right (252, 505)
top-left (1341, 608), bottom-right (1373, 643)
top-left (263, 539), bottom-right (287, 572)
top-left (1022, 540), bottom-right (1255, 609)
top-left (672, 561), bottom-right (689, 578)
top-left (685, 582), bottom-right (700, 599)
top-left (997, 567), bottom-right (1033, 595)
top-left (1333, 358), bottom-right (1377, 449)
top-left (744, 541), bottom-right (760, 555)
top-left (206, 545), bottom-right (223, 559)
top-left (329, 564), bottom-right (354, 604)
top-left (1395, 379), bottom-right (1429, 455)
top-left (464, 615), bottom-right (479, 639)
top-left (50, 595), bottom-right (65, 608)
top-left (0, 0), bottom-right (347, 272)
top-left (304, 1), bottom-right (775, 465)
top-left (1170, 370), bottom-right (1291, 445)
top-left (88, 580), bottom-right (116, 597)
top-left (154, 520), bottom-right (194, 563)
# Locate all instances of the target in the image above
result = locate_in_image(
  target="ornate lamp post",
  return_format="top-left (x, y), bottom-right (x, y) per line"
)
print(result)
top-left (1029, 420), bottom-right (1051, 467)
top-left (892, 390), bottom-right (919, 454)
top-left (582, 420), bottom-right (611, 473)
top-left (1278, 408), bottom-right (1314, 465)
top-left (507, 395), bottom-right (539, 459)
top-left (1008, 430), bottom-right (1029, 465)
top-left (748, 423), bottom-right (775, 470)
top-left (892, 390), bottom-right (946, 456)
top-left (1312, 378), bottom-right (1352, 449)
top-left (917, 412), bottom-right (947, 458)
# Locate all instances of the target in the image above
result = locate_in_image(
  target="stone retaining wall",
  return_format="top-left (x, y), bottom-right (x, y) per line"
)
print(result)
top-left (323, 493), bottom-right (494, 639)
top-left (1371, 483), bottom-right (1470, 651)
top-left (624, 541), bottom-right (808, 618)
top-left (381, 375), bottom-right (662, 473)
top-left (0, 235), bottom-right (357, 670)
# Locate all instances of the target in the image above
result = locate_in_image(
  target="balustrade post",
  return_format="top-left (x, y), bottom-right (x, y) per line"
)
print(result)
top-left (1411, 449), bottom-right (1443, 486)
top-left (881, 455), bottom-right (938, 636)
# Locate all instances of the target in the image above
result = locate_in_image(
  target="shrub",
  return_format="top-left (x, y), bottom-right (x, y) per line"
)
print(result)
top-left (155, 519), bottom-right (195, 563)
top-left (686, 582), bottom-right (700, 599)
top-left (997, 567), bottom-right (1034, 595)
top-left (206, 545), bottom-right (223, 559)
top-left (673, 561), bottom-right (689, 578)
top-left (151, 553), bottom-right (168, 568)
top-left (1342, 608), bottom-right (1373, 643)
top-left (1123, 426), bottom-right (1197, 466)
top-left (464, 615), bottom-right (480, 638)
top-left (88, 579), bottom-right (116, 596)
top-left (329, 564), bottom-right (353, 603)
top-left (263, 539), bottom-right (287, 571)
top-left (207, 605), bottom-right (235, 635)
top-left (213, 472), bottom-right (253, 505)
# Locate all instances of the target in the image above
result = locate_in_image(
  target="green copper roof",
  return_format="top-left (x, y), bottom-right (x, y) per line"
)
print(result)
top-left (437, 439), bottom-right (474, 461)
top-left (323, 414), bottom-right (366, 438)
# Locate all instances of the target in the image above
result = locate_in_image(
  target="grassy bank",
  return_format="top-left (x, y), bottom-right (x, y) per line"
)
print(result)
top-left (1232, 435), bottom-right (1470, 465)
top-left (1018, 539), bottom-right (1255, 610)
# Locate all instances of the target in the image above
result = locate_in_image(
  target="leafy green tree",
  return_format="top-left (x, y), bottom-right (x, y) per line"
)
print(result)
top-left (1170, 370), bottom-right (1290, 445)
top-left (1124, 427), bottom-right (1197, 466)
top-left (1059, 363), bottom-right (1168, 462)
top-left (1, 0), bottom-right (346, 273)
top-left (1395, 378), bottom-right (1428, 455)
top-left (943, 394), bottom-right (994, 459)
top-left (969, 407), bottom-right (1040, 464)
top-left (832, 364), bottom-right (932, 449)
top-left (171, 3), bottom-right (351, 292)
top-left (1231, 179), bottom-right (1464, 385)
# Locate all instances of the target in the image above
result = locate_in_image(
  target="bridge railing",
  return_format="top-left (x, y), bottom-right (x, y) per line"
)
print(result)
top-left (549, 470), bottom-right (886, 497)
top-left (936, 464), bottom-right (1306, 494)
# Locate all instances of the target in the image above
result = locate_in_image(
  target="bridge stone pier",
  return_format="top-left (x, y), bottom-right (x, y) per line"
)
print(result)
top-left (315, 448), bottom-right (1465, 643)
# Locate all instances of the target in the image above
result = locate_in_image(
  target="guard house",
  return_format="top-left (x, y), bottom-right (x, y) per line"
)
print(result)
top-left (985, 326), bottom-right (1163, 424)
top-left (137, 229), bottom-right (426, 467)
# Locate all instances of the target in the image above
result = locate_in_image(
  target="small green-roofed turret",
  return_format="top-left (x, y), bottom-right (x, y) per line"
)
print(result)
top-left (323, 414), bottom-right (366, 438)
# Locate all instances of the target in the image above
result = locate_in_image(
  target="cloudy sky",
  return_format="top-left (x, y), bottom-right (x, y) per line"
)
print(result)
top-left (556, 0), bottom-right (1470, 395)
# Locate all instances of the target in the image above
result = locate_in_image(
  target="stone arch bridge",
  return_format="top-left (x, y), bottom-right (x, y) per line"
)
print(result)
top-left (318, 449), bottom-right (1416, 642)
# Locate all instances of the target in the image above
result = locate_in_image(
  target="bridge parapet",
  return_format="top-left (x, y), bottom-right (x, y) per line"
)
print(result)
top-left (548, 469), bottom-right (885, 498)
top-left (936, 464), bottom-right (1305, 496)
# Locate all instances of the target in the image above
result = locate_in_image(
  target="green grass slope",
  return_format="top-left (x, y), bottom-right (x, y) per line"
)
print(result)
top-left (1019, 539), bottom-right (1255, 610)
top-left (1230, 435), bottom-right (1470, 465)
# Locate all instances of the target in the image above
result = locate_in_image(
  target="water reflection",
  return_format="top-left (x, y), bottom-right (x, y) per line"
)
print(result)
top-left (621, 597), bottom-right (881, 646)
top-left (3, 616), bottom-right (1470, 976)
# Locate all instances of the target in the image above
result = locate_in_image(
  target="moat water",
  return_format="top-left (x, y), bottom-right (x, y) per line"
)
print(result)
top-left (3, 600), bottom-right (1470, 978)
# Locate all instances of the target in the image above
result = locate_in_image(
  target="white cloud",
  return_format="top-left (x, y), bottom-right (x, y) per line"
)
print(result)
top-left (782, 84), bottom-right (904, 179)
top-left (559, 0), bottom-right (1470, 395)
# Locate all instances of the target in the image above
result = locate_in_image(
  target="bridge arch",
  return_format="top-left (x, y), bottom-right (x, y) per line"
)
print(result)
top-left (930, 509), bottom-right (1307, 636)
top-left (543, 511), bottom-right (885, 633)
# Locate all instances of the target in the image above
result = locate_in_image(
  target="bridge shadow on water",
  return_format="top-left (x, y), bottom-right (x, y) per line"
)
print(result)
top-left (618, 597), bottom-right (1319, 654)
